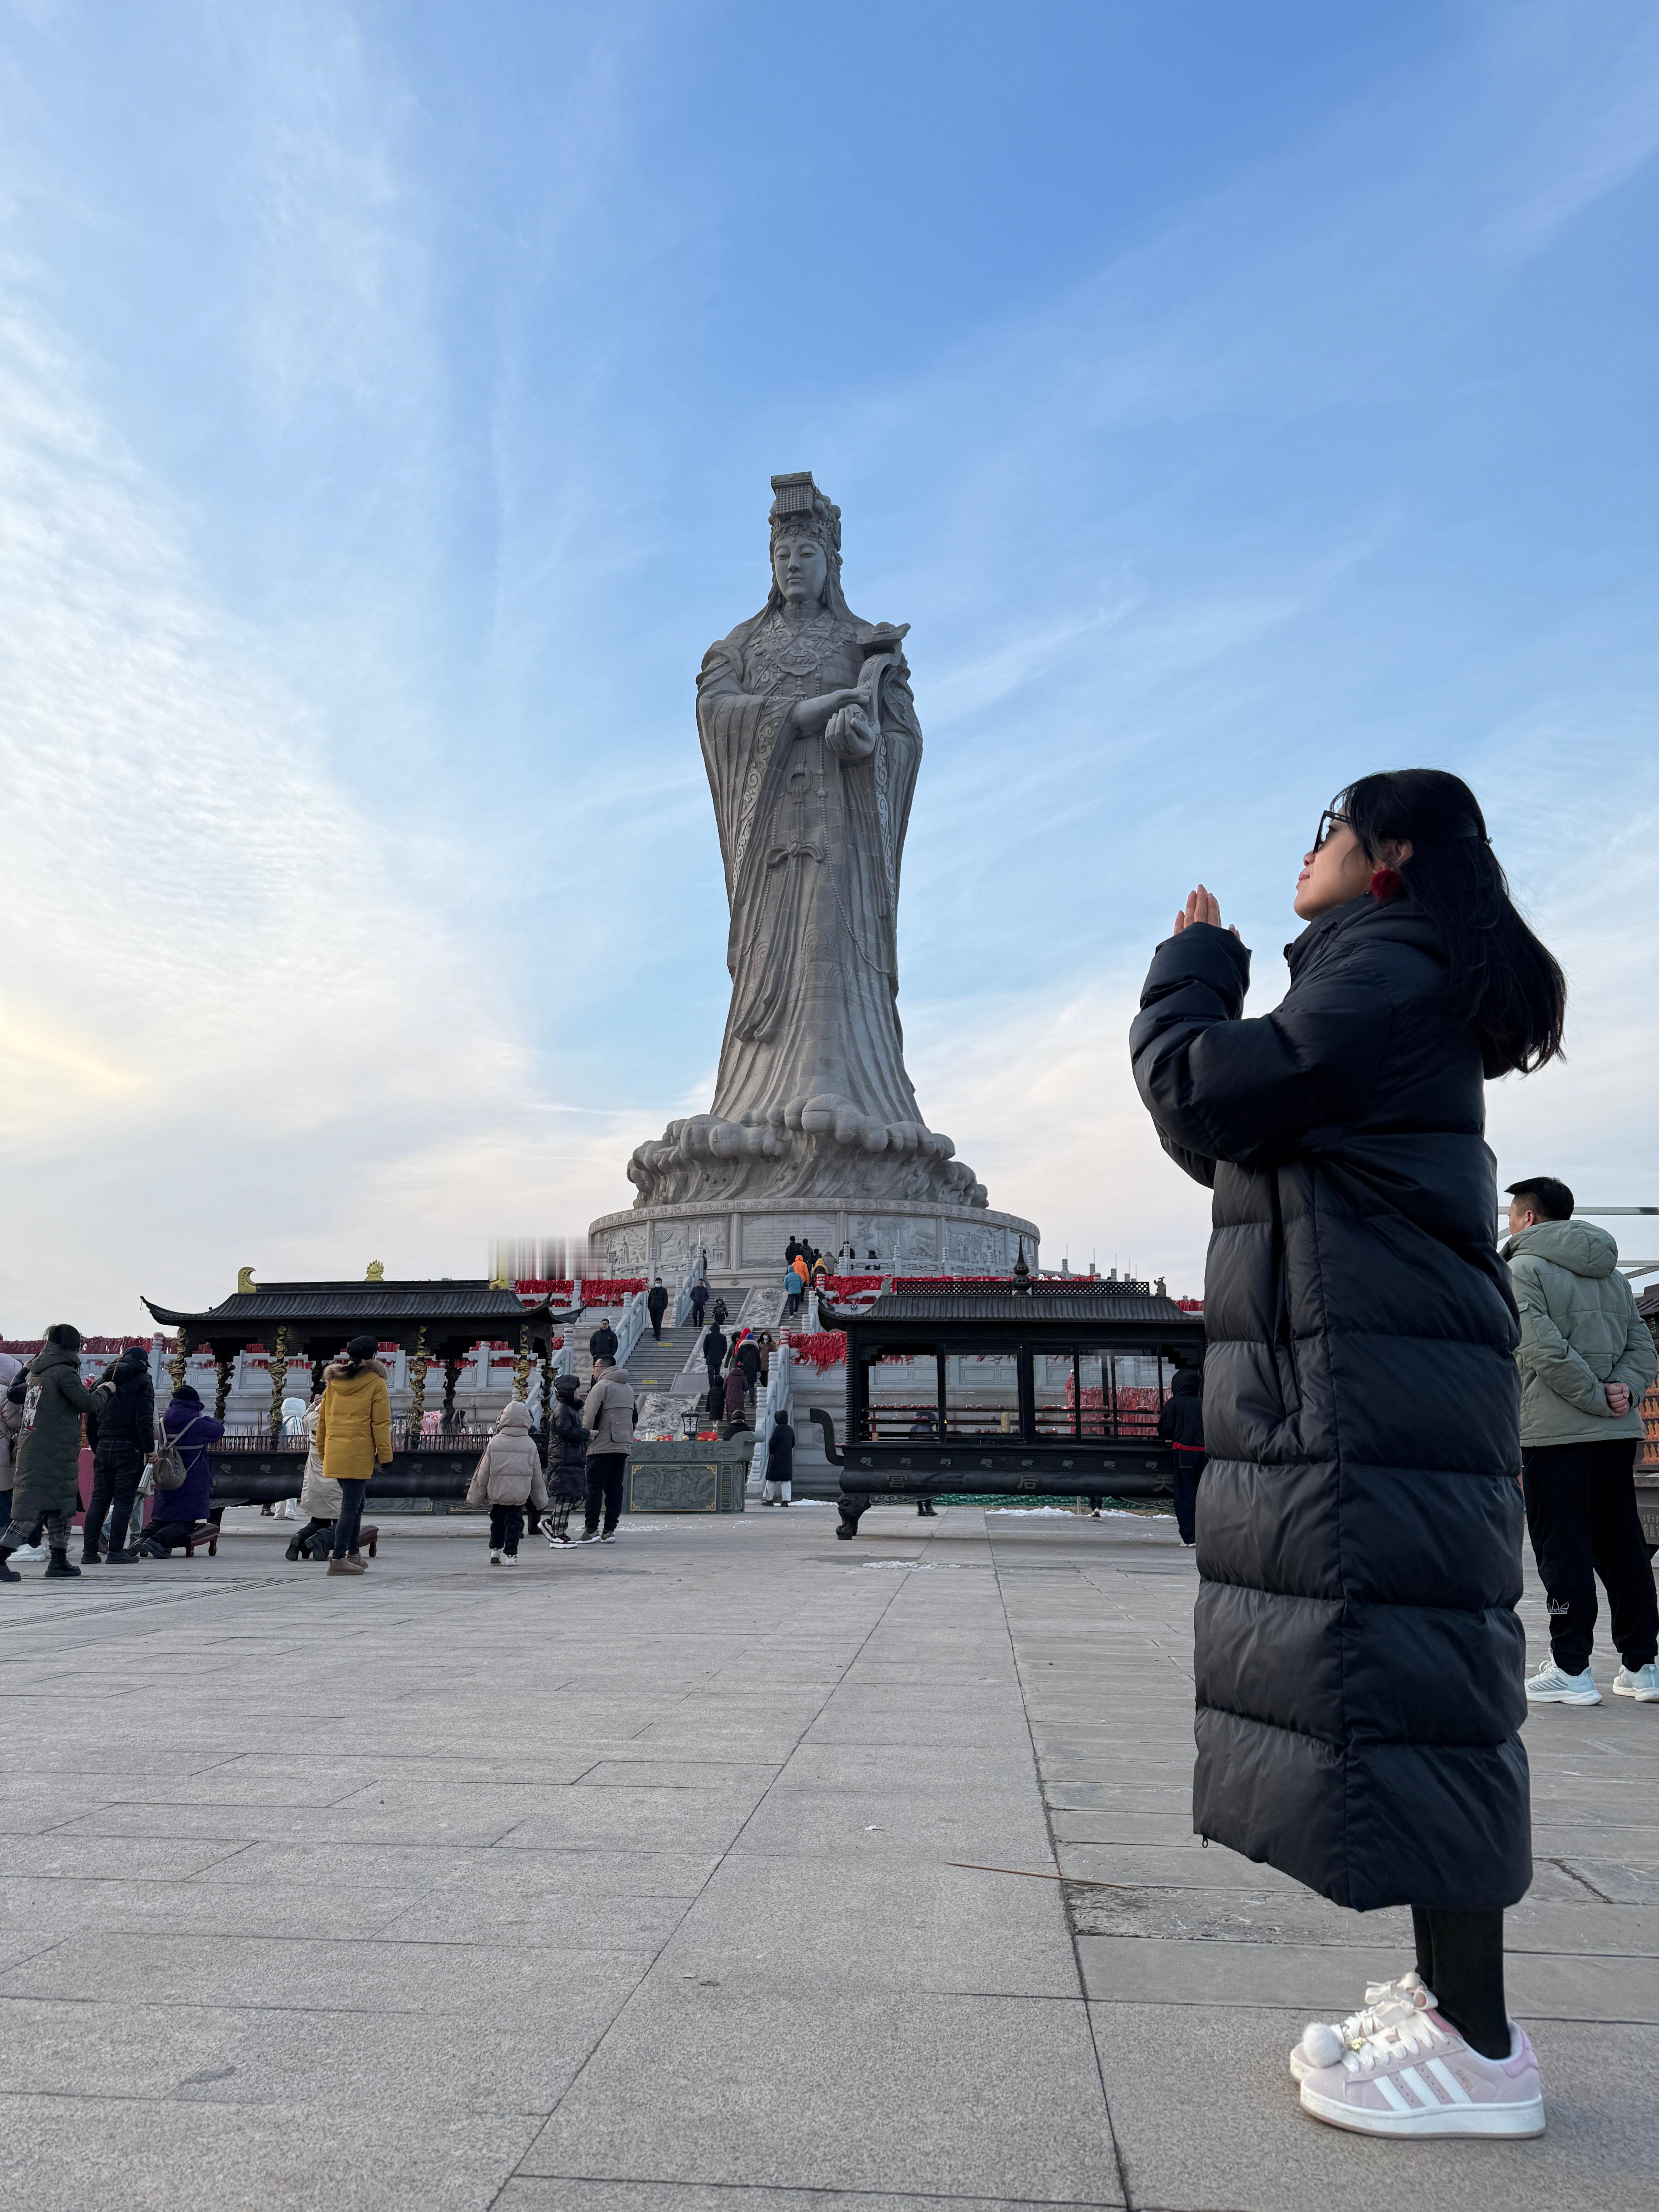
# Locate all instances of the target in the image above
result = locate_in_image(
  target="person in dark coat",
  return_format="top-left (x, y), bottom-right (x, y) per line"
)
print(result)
top-left (704, 1376), bottom-right (725, 1431)
top-left (1156, 1365), bottom-right (1206, 1547)
top-left (646, 1279), bottom-right (669, 1340)
top-left (1, 1325), bottom-right (102, 1581)
top-left (689, 1279), bottom-right (709, 1327)
top-left (544, 1372), bottom-right (587, 1546)
top-left (720, 1365), bottom-right (749, 1438)
top-left (733, 1333), bottom-right (761, 1400)
top-left (703, 1323), bottom-right (728, 1397)
top-left (1130, 768), bottom-right (1566, 2138)
top-left (139, 1385), bottom-right (225, 1554)
top-left (761, 1410), bottom-right (794, 1505)
top-left (711, 1295), bottom-right (728, 1330)
top-left (83, 1345), bottom-right (155, 1565)
top-left (588, 1319), bottom-right (618, 1364)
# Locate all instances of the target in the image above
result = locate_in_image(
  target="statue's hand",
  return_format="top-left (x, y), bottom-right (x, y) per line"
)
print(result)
top-left (826, 704), bottom-right (879, 759)
top-left (790, 688), bottom-right (864, 737)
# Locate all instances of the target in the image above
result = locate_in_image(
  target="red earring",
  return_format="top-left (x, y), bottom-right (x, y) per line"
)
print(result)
top-left (1369, 866), bottom-right (1403, 903)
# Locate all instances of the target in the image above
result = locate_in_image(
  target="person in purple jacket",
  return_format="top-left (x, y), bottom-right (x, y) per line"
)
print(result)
top-left (138, 1383), bottom-right (223, 1556)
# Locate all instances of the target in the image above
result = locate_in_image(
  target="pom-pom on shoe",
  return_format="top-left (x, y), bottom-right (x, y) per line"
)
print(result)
top-left (1289, 1972), bottom-right (1429, 2082)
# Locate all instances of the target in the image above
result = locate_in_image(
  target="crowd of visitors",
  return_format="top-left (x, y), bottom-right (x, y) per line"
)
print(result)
top-left (782, 1236), bottom-right (831, 1318)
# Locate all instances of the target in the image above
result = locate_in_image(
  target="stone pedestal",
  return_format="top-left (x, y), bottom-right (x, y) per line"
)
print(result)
top-left (589, 1197), bottom-right (1039, 1288)
top-left (625, 1439), bottom-right (752, 1513)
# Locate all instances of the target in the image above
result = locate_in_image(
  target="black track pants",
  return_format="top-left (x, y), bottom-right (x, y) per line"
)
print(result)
top-left (1523, 1438), bottom-right (1658, 1674)
top-left (1171, 1448), bottom-right (1206, 1546)
top-left (584, 1455), bottom-right (627, 1536)
top-left (85, 1447), bottom-right (144, 1558)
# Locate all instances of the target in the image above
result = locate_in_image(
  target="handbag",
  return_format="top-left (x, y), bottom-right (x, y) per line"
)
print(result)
top-left (148, 1413), bottom-right (205, 1493)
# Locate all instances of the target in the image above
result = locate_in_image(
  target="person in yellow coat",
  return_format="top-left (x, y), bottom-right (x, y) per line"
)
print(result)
top-left (315, 1333), bottom-right (392, 1577)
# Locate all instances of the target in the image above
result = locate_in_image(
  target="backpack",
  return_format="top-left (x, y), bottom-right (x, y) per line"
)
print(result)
top-left (147, 1413), bottom-right (206, 1493)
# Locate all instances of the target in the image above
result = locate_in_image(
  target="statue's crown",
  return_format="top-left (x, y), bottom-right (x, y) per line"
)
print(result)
top-left (769, 471), bottom-right (841, 553)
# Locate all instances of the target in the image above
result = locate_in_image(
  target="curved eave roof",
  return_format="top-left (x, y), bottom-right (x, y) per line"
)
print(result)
top-left (843, 1291), bottom-right (1196, 1325)
top-left (142, 1281), bottom-right (565, 1329)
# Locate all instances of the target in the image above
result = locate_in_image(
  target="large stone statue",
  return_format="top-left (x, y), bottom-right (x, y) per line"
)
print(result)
top-left (630, 473), bottom-right (981, 1209)
top-left (593, 474), bottom-right (1037, 1283)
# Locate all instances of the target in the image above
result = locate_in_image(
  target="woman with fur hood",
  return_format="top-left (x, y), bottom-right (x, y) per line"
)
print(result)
top-left (315, 1335), bottom-right (392, 1578)
top-left (465, 1399), bottom-right (548, 1565)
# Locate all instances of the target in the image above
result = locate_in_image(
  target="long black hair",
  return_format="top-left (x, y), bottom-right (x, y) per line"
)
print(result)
top-left (1337, 768), bottom-right (1566, 1075)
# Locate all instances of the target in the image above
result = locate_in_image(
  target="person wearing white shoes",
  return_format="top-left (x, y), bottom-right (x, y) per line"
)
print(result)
top-left (1132, 769), bottom-right (1566, 2140)
top-left (580, 1356), bottom-right (635, 1542)
top-left (465, 1398), bottom-right (547, 1566)
top-left (760, 1409), bottom-right (794, 1506)
top-left (1503, 1176), bottom-right (1659, 1711)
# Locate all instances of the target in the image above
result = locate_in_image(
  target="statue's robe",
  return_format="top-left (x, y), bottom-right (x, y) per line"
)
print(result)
top-left (696, 599), bottom-right (925, 1151)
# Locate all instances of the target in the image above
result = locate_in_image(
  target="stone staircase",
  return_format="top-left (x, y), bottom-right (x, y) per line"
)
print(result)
top-left (629, 1319), bottom-right (712, 1439)
top-left (626, 1289), bottom-right (787, 1440)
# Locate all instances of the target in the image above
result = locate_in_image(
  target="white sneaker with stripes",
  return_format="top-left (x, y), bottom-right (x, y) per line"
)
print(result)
top-left (1299, 2011), bottom-right (1544, 2137)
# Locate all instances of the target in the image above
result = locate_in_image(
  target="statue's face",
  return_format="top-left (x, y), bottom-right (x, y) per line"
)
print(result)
top-left (772, 530), bottom-right (827, 608)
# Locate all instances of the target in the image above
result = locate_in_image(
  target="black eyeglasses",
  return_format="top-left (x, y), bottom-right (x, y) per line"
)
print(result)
top-left (1313, 807), bottom-right (1351, 852)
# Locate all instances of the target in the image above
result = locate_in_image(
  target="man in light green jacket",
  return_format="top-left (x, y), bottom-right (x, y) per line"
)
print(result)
top-left (1504, 1176), bottom-right (1658, 1708)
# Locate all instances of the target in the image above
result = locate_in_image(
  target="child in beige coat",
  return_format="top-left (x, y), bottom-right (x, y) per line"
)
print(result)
top-left (465, 1400), bottom-right (548, 1565)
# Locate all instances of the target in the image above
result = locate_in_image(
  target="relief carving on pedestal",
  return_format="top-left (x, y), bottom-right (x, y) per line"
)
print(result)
top-left (945, 1221), bottom-right (1002, 1272)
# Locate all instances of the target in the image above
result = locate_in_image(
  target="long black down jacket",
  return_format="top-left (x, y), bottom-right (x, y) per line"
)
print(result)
top-left (1130, 896), bottom-right (1529, 1914)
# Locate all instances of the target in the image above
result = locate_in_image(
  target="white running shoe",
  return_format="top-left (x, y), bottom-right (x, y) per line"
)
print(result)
top-left (1300, 2013), bottom-right (1544, 2138)
top-left (1289, 1972), bottom-right (1429, 2082)
top-left (501, 1553), bottom-right (517, 1567)
top-left (1614, 1662), bottom-right (1659, 1701)
top-left (488, 1548), bottom-right (502, 1565)
top-left (1525, 1660), bottom-right (1600, 1705)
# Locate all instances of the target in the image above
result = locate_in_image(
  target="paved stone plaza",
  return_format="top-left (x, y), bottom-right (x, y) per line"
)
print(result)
top-left (0, 1505), bottom-right (1653, 2210)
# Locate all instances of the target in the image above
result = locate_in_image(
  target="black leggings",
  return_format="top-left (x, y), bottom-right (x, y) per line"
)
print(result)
top-left (1412, 1908), bottom-right (1508, 2059)
top-left (331, 1480), bottom-right (368, 1559)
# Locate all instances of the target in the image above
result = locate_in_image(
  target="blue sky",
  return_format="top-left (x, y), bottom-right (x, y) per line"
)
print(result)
top-left (1, 0), bottom-right (1656, 1331)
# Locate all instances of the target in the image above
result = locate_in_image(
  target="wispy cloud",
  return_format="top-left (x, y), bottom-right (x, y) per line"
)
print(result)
top-left (1480, 3), bottom-right (1659, 261)
top-left (0, 280), bottom-right (676, 1327)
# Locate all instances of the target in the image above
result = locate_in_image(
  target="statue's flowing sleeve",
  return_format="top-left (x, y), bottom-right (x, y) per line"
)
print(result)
top-left (696, 628), bottom-right (792, 955)
top-left (877, 662), bottom-right (922, 910)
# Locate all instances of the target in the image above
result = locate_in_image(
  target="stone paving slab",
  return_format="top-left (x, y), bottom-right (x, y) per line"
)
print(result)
top-left (0, 1502), bottom-right (1652, 2209)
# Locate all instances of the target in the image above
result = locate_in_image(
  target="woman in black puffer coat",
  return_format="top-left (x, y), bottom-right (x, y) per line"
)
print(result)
top-left (1131, 769), bottom-right (1565, 2140)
